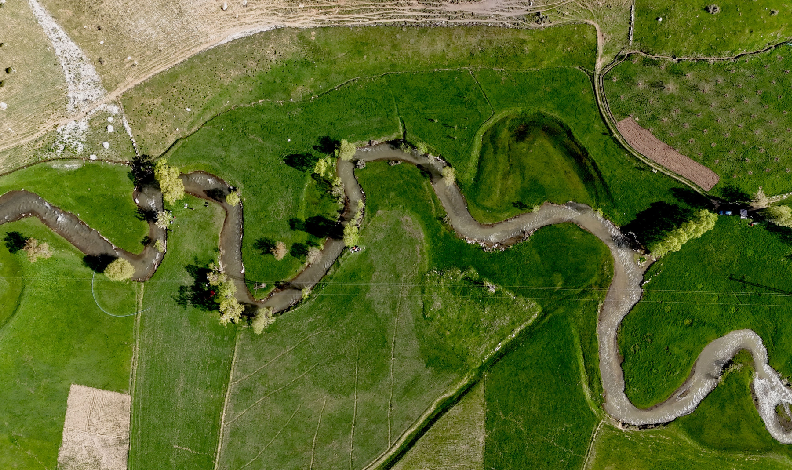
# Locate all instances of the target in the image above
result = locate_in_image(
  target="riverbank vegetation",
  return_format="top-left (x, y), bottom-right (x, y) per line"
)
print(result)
top-left (605, 48), bottom-right (792, 196)
top-left (620, 216), bottom-right (792, 408)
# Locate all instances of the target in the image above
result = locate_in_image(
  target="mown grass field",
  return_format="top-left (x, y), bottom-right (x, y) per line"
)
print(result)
top-left (0, 218), bottom-right (135, 469)
top-left (128, 197), bottom-right (236, 469)
top-left (620, 216), bottom-right (792, 408)
top-left (634, 0), bottom-right (792, 57)
top-left (606, 48), bottom-right (792, 197)
top-left (0, 160), bottom-right (148, 252)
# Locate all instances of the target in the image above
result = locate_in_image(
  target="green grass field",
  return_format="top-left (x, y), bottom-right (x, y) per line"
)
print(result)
top-left (620, 216), bottom-right (792, 408)
top-left (0, 218), bottom-right (135, 469)
top-left (606, 48), bottom-right (792, 197)
top-left (634, 0), bottom-right (792, 57)
top-left (128, 197), bottom-right (236, 469)
top-left (0, 160), bottom-right (148, 253)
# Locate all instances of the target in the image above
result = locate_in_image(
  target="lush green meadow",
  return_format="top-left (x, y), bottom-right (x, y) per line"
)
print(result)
top-left (0, 218), bottom-right (136, 469)
top-left (606, 48), bottom-right (792, 196)
top-left (123, 25), bottom-right (596, 156)
top-left (634, 0), bottom-right (792, 57)
top-left (128, 197), bottom-right (236, 469)
top-left (0, 161), bottom-right (147, 252)
top-left (620, 216), bottom-right (792, 407)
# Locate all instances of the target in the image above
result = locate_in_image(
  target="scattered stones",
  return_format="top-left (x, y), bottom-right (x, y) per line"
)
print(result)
top-left (221, 2), bottom-right (228, 11)
top-left (102, 141), bottom-right (110, 149)
top-left (89, 154), bottom-right (97, 160)
top-left (107, 124), bottom-right (114, 133)
top-left (0, 102), bottom-right (7, 110)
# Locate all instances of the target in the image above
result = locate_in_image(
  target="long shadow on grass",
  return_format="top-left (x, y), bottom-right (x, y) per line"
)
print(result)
top-left (622, 202), bottom-right (695, 250)
top-left (174, 263), bottom-right (216, 311)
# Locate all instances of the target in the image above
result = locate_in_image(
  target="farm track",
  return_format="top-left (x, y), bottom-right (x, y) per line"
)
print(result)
top-left (4, 142), bottom-right (792, 467)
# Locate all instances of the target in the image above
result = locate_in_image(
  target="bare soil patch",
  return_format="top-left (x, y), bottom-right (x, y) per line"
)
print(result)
top-left (57, 384), bottom-right (131, 470)
top-left (617, 116), bottom-right (719, 191)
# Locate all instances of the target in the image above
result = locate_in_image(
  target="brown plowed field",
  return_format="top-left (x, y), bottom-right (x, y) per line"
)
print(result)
top-left (617, 117), bottom-right (719, 191)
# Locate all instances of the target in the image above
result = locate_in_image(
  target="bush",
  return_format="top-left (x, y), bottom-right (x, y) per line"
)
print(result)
top-left (155, 210), bottom-right (173, 229)
top-left (273, 241), bottom-right (287, 260)
top-left (226, 191), bottom-right (240, 206)
top-left (338, 139), bottom-right (357, 161)
top-left (751, 188), bottom-right (768, 209)
top-left (154, 159), bottom-right (185, 205)
top-left (104, 258), bottom-right (135, 281)
top-left (648, 209), bottom-right (717, 258)
top-left (252, 307), bottom-right (275, 334)
top-left (441, 166), bottom-right (456, 187)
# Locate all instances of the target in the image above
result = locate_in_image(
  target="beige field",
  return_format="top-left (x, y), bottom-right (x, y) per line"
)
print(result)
top-left (0, 0), bottom-right (67, 152)
top-left (57, 384), bottom-right (132, 470)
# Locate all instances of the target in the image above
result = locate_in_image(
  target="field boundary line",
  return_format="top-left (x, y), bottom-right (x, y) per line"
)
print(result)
top-left (309, 398), bottom-right (328, 470)
top-left (230, 329), bottom-right (327, 385)
top-left (213, 331), bottom-right (240, 470)
top-left (582, 420), bottom-right (604, 470)
top-left (239, 403), bottom-right (303, 470)
top-left (126, 282), bottom-right (144, 469)
top-left (350, 351), bottom-right (360, 470)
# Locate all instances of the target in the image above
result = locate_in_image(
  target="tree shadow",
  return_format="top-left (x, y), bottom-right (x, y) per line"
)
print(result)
top-left (254, 237), bottom-right (276, 255)
top-left (128, 154), bottom-right (156, 187)
top-left (764, 223), bottom-right (792, 246)
top-left (173, 263), bottom-right (216, 310)
top-left (283, 152), bottom-right (320, 172)
top-left (304, 215), bottom-right (342, 239)
top-left (313, 136), bottom-right (339, 155)
top-left (718, 184), bottom-right (750, 203)
top-left (670, 187), bottom-right (710, 209)
top-left (83, 254), bottom-right (117, 273)
top-left (512, 201), bottom-right (529, 210)
top-left (136, 207), bottom-right (156, 222)
top-left (3, 231), bottom-right (27, 253)
top-left (623, 202), bottom-right (695, 249)
top-left (205, 188), bottom-right (229, 202)
top-left (290, 243), bottom-right (309, 258)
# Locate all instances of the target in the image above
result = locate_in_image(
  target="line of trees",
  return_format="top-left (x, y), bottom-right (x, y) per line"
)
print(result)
top-left (648, 209), bottom-right (717, 258)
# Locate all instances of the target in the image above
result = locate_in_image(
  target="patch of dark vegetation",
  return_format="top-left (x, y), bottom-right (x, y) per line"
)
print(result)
top-left (313, 136), bottom-right (340, 155)
top-left (3, 231), bottom-right (27, 254)
top-left (173, 264), bottom-right (216, 311)
top-left (129, 154), bottom-right (156, 187)
top-left (622, 201), bottom-right (695, 249)
top-left (253, 237), bottom-right (276, 255)
top-left (82, 254), bottom-right (117, 273)
top-left (283, 152), bottom-right (321, 172)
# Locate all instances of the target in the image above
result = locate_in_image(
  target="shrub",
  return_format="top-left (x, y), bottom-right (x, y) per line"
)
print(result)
top-left (441, 166), bottom-right (456, 187)
top-left (307, 246), bottom-right (322, 264)
top-left (154, 159), bottom-right (185, 204)
top-left (338, 139), bottom-right (357, 161)
top-left (104, 258), bottom-right (135, 281)
top-left (416, 141), bottom-right (429, 155)
top-left (648, 209), bottom-right (717, 258)
top-left (751, 188), bottom-right (769, 209)
top-left (154, 239), bottom-right (166, 253)
top-left (226, 191), bottom-right (240, 206)
top-left (301, 287), bottom-right (311, 301)
top-left (219, 297), bottom-right (243, 325)
top-left (155, 210), bottom-right (173, 229)
top-left (22, 238), bottom-right (51, 263)
top-left (313, 156), bottom-right (335, 179)
top-left (252, 306), bottom-right (275, 334)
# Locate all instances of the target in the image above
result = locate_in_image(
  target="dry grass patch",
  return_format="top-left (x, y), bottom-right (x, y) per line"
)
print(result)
top-left (57, 384), bottom-right (131, 470)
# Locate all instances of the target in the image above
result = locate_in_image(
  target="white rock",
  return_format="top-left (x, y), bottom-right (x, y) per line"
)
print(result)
top-left (107, 116), bottom-right (113, 122)
top-left (107, 124), bottom-right (114, 133)
top-left (221, 2), bottom-right (228, 10)
top-left (89, 154), bottom-right (97, 160)
top-left (657, 17), bottom-right (662, 21)
top-left (102, 141), bottom-right (110, 149)
top-left (242, 0), bottom-right (247, 5)
top-left (0, 102), bottom-right (6, 110)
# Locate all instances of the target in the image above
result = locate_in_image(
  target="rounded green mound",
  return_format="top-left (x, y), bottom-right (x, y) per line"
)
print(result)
top-left (468, 112), bottom-right (612, 223)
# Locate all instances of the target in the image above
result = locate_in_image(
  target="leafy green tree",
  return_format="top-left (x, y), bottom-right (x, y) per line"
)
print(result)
top-left (338, 139), bottom-right (357, 161)
top-left (764, 205), bottom-right (792, 227)
top-left (154, 158), bottom-right (185, 204)
top-left (104, 258), bottom-right (135, 281)
top-left (441, 166), bottom-right (456, 187)
top-left (226, 191), bottom-right (240, 206)
top-left (155, 210), bottom-right (173, 229)
top-left (252, 307), bottom-right (275, 334)
top-left (649, 209), bottom-right (717, 258)
top-left (343, 223), bottom-right (360, 247)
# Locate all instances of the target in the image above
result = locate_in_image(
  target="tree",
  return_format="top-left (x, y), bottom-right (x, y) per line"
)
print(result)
top-left (154, 158), bottom-right (185, 204)
top-left (226, 191), bottom-right (240, 206)
top-left (416, 142), bottom-right (429, 155)
top-left (219, 297), bottom-right (243, 325)
top-left (441, 166), bottom-right (456, 187)
top-left (764, 205), bottom-right (792, 228)
top-left (252, 306), bottom-right (275, 334)
top-left (104, 258), bottom-right (135, 281)
top-left (648, 209), bottom-right (717, 258)
top-left (338, 139), bottom-right (357, 161)
top-left (307, 246), bottom-right (322, 264)
top-left (343, 223), bottom-right (360, 247)
top-left (23, 238), bottom-right (52, 262)
top-left (752, 188), bottom-right (769, 209)
top-left (154, 239), bottom-right (166, 253)
top-left (155, 210), bottom-right (173, 229)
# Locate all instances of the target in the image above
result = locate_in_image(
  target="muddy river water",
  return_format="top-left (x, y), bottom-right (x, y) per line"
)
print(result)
top-left (2, 146), bottom-right (792, 442)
